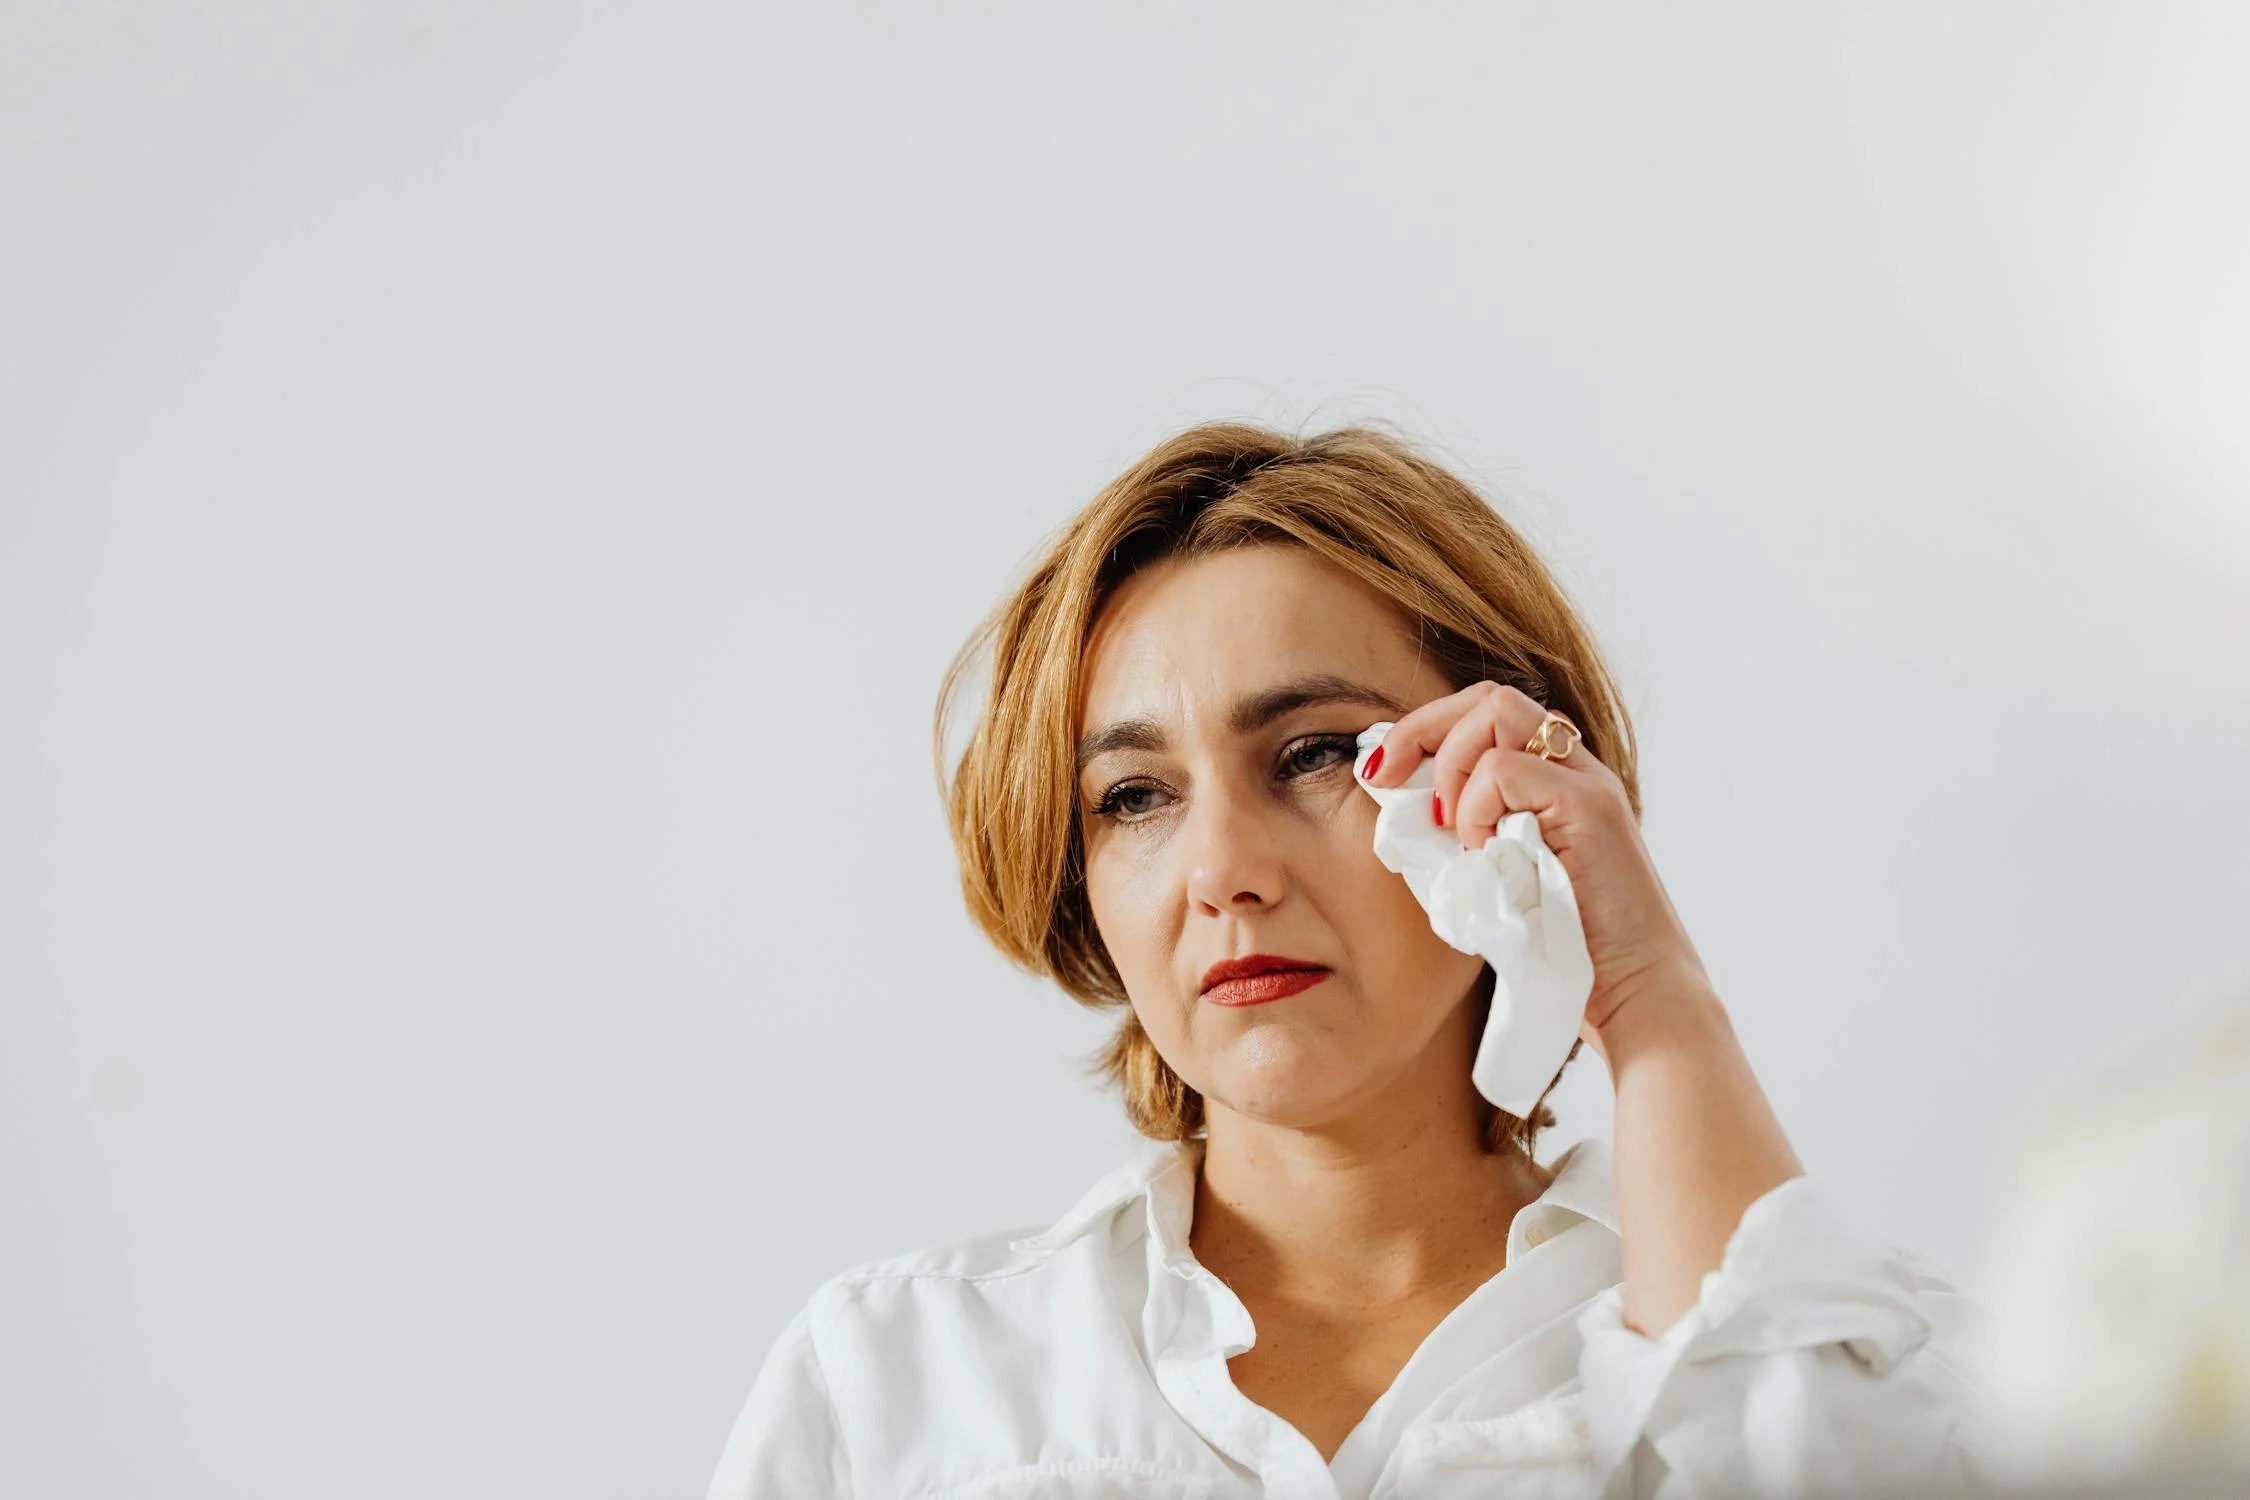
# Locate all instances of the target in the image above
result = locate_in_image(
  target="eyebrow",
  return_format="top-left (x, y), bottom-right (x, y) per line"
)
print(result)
top-left (1074, 673), bottom-right (1410, 776)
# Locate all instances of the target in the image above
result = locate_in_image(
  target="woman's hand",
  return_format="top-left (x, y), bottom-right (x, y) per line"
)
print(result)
top-left (1361, 681), bottom-right (1708, 1043)
top-left (1368, 681), bottom-right (1804, 1338)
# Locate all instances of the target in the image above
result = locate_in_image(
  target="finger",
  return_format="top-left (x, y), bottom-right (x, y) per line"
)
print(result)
top-left (1454, 693), bottom-right (1607, 823)
top-left (1428, 686), bottom-right (1510, 827)
top-left (1452, 745), bottom-right (1574, 850)
top-left (1362, 680), bottom-right (1492, 786)
top-left (1451, 746), bottom-right (1513, 851)
top-left (1432, 684), bottom-right (1562, 824)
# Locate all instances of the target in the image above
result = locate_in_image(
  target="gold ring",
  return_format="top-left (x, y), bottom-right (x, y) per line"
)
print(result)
top-left (1524, 710), bottom-right (1581, 762)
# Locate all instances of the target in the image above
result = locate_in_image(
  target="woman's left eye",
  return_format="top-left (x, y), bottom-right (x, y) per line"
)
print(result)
top-left (1281, 735), bottom-right (1357, 777)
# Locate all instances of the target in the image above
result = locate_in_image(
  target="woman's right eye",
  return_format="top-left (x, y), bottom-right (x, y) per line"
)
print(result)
top-left (1092, 781), bottom-right (1171, 820)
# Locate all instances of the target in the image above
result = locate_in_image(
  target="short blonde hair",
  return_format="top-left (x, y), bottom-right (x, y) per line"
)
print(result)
top-left (933, 422), bottom-right (1641, 1159)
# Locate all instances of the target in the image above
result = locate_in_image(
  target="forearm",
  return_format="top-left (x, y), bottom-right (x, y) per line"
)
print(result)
top-left (1599, 979), bottom-right (1803, 1338)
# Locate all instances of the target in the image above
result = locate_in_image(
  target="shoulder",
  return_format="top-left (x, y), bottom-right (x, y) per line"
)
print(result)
top-left (816, 1221), bottom-right (1065, 1293)
top-left (776, 1215), bottom-right (1149, 1444)
top-left (777, 1139), bottom-right (1188, 1373)
top-left (799, 1137), bottom-right (1187, 1310)
top-left (789, 1211), bottom-right (1134, 1356)
top-left (714, 1224), bottom-right (1098, 1498)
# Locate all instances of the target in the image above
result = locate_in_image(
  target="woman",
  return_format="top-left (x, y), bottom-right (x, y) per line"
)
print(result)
top-left (706, 424), bottom-right (1979, 1499)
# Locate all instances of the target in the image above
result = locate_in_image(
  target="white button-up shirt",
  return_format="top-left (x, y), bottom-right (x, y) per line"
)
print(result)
top-left (707, 1135), bottom-right (1980, 1499)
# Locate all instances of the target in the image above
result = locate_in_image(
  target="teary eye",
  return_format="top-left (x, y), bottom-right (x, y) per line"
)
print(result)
top-left (1281, 734), bottom-right (1358, 778)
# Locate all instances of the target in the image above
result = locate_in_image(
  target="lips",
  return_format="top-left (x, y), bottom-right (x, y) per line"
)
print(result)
top-left (1199, 953), bottom-right (1332, 1007)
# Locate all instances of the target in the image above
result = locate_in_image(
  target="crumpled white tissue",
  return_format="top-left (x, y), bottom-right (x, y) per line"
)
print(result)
top-left (1353, 722), bottom-right (1594, 1118)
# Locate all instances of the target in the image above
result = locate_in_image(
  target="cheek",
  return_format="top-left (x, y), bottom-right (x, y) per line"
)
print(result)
top-left (1319, 823), bottom-right (1474, 983)
top-left (1084, 841), bottom-right (1195, 1057)
top-left (1331, 852), bottom-right (1426, 954)
top-left (1083, 839), bottom-right (1165, 977)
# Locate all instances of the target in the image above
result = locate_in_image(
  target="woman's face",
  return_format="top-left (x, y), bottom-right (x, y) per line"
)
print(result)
top-left (1076, 543), bottom-right (1485, 1135)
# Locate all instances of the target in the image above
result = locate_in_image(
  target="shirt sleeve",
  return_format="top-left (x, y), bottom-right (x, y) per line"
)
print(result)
top-left (1573, 1175), bottom-right (1989, 1499)
top-left (705, 1295), bottom-right (856, 1500)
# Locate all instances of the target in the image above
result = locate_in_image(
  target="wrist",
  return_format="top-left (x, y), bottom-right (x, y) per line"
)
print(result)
top-left (1590, 965), bottom-right (1733, 1071)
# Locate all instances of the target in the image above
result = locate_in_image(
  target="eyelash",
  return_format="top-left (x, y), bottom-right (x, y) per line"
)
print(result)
top-left (1088, 733), bottom-right (1360, 823)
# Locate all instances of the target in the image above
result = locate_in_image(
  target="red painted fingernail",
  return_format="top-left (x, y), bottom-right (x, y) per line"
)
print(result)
top-left (1432, 789), bottom-right (1444, 825)
top-left (1365, 745), bottom-right (1384, 778)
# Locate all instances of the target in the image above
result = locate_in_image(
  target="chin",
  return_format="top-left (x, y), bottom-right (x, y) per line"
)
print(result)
top-left (1202, 1055), bottom-right (1367, 1128)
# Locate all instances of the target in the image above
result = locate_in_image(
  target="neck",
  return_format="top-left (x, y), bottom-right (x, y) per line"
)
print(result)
top-left (1186, 1088), bottom-right (1552, 1308)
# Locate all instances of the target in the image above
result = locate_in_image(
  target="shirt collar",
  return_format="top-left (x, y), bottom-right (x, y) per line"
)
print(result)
top-left (1508, 1135), bottom-right (1619, 1261)
top-left (1007, 1135), bottom-right (1204, 1257)
top-left (1008, 1133), bottom-right (1620, 1264)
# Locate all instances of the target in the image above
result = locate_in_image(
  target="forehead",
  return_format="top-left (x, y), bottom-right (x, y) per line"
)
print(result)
top-left (1079, 545), bottom-right (1426, 724)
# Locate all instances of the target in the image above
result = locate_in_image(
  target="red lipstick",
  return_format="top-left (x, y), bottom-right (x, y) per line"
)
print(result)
top-left (1200, 953), bottom-right (1332, 1007)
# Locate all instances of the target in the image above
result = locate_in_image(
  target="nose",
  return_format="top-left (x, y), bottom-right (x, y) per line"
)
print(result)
top-left (1183, 778), bottom-right (1288, 917)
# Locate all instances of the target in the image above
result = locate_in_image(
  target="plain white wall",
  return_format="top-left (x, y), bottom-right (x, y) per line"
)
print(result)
top-left (7, 3), bottom-right (2248, 1496)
